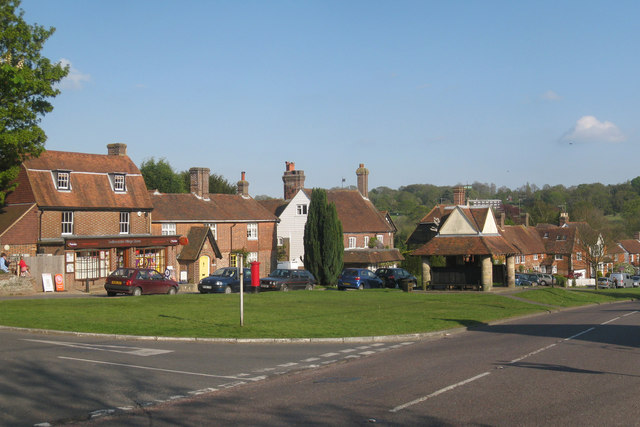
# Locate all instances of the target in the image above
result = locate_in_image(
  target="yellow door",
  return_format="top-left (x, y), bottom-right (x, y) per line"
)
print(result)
top-left (199, 256), bottom-right (210, 281)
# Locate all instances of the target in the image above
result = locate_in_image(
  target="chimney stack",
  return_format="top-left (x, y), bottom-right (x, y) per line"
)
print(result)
top-left (356, 163), bottom-right (369, 198)
top-left (237, 171), bottom-right (249, 196)
top-left (634, 232), bottom-right (640, 241)
top-left (107, 143), bottom-right (127, 156)
top-left (282, 161), bottom-right (305, 200)
top-left (189, 167), bottom-right (210, 198)
top-left (453, 186), bottom-right (465, 205)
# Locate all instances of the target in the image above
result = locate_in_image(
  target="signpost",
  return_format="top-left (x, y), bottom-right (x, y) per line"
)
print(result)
top-left (238, 254), bottom-right (244, 327)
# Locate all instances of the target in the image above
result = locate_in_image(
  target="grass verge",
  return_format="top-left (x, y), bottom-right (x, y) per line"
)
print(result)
top-left (0, 288), bottom-right (636, 338)
top-left (515, 287), bottom-right (640, 307)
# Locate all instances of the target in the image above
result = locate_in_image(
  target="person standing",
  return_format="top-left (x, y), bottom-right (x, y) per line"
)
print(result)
top-left (0, 253), bottom-right (9, 273)
top-left (18, 256), bottom-right (30, 276)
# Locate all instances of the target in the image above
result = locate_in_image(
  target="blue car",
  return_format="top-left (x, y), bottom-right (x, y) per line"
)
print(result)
top-left (198, 267), bottom-right (254, 294)
top-left (337, 268), bottom-right (384, 290)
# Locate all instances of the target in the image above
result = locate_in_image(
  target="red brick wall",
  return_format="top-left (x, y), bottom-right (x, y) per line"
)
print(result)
top-left (0, 205), bottom-right (39, 245)
top-left (41, 210), bottom-right (150, 238)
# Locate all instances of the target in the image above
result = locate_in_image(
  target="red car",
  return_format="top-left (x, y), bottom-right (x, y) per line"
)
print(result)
top-left (105, 268), bottom-right (179, 296)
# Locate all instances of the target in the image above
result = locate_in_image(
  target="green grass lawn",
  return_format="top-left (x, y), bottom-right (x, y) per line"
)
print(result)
top-left (517, 287), bottom-right (640, 307)
top-left (0, 288), bottom-right (637, 338)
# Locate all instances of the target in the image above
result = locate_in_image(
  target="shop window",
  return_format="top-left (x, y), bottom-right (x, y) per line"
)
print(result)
top-left (120, 212), bottom-right (130, 234)
top-left (135, 248), bottom-right (165, 272)
top-left (161, 223), bottom-right (176, 235)
top-left (75, 250), bottom-right (110, 280)
top-left (61, 211), bottom-right (73, 235)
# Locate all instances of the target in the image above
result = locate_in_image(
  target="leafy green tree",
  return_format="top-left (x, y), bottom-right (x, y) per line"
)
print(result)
top-left (140, 158), bottom-right (186, 193)
top-left (0, 0), bottom-right (69, 203)
top-left (303, 188), bottom-right (344, 285)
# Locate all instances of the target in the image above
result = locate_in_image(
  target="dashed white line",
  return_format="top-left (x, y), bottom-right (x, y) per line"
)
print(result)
top-left (278, 362), bottom-right (298, 368)
top-left (302, 357), bottom-right (321, 362)
top-left (320, 352), bottom-right (340, 357)
top-left (390, 372), bottom-right (491, 412)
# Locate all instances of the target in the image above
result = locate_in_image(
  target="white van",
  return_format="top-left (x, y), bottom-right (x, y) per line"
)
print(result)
top-left (609, 272), bottom-right (634, 288)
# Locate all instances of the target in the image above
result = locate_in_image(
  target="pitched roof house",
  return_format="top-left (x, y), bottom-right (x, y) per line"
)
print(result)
top-left (258, 162), bottom-right (401, 270)
top-left (150, 169), bottom-right (278, 283)
top-left (0, 144), bottom-right (180, 288)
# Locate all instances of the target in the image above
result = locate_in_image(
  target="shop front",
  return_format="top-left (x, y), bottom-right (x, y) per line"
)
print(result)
top-left (64, 235), bottom-right (180, 288)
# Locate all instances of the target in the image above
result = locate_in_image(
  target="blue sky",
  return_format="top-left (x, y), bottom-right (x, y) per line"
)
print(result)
top-left (22, 0), bottom-right (639, 198)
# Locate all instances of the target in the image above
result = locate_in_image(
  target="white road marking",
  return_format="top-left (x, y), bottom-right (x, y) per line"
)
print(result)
top-left (23, 339), bottom-right (173, 356)
top-left (509, 343), bottom-right (557, 364)
top-left (390, 372), bottom-right (491, 413)
top-left (359, 351), bottom-right (376, 355)
top-left (278, 362), bottom-right (298, 367)
top-left (564, 327), bottom-right (595, 340)
top-left (601, 317), bottom-right (620, 325)
top-left (339, 349), bottom-right (356, 353)
top-left (622, 311), bottom-right (638, 317)
top-left (302, 357), bottom-right (320, 362)
top-left (320, 352), bottom-right (340, 357)
top-left (58, 356), bottom-right (265, 381)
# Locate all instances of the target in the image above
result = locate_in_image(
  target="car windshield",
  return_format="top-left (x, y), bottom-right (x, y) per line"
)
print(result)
top-left (212, 268), bottom-right (236, 277)
top-left (110, 268), bottom-right (134, 278)
top-left (269, 269), bottom-right (291, 278)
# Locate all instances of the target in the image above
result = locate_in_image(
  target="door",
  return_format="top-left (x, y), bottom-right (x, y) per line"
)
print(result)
top-left (199, 256), bottom-right (210, 282)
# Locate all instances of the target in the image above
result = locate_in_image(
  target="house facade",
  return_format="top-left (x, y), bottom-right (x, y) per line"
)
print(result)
top-left (0, 144), bottom-right (180, 288)
top-left (150, 168), bottom-right (278, 283)
top-left (259, 162), bottom-right (401, 271)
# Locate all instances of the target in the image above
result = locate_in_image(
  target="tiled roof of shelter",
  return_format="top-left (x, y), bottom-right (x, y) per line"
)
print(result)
top-left (412, 235), bottom-right (517, 256)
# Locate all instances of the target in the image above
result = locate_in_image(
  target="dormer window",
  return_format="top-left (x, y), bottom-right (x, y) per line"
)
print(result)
top-left (109, 173), bottom-right (126, 192)
top-left (55, 171), bottom-right (70, 190)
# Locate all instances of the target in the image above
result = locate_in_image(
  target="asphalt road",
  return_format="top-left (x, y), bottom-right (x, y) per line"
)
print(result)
top-left (73, 300), bottom-right (640, 426)
top-left (2, 300), bottom-right (639, 426)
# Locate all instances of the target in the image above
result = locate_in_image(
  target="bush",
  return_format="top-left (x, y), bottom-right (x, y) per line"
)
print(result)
top-left (554, 275), bottom-right (567, 287)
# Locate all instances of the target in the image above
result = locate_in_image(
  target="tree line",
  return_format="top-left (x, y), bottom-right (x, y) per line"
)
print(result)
top-left (140, 158), bottom-right (236, 195)
top-left (368, 179), bottom-right (640, 250)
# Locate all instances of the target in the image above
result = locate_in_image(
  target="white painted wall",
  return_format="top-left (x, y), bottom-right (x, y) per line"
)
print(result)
top-left (277, 190), bottom-right (310, 265)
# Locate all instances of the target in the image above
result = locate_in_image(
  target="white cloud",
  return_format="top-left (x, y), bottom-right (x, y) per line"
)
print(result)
top-left (58, 58), bottom-right (91, 90)
top-left (561, 115), bottom-right (625, 144)
top-left (541, 90), bottom-right (561, 101)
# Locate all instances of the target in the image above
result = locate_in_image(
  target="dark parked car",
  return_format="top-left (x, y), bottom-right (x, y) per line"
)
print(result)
top-left (105, 268), bottom-right (179, 296)
top-left (198, 267), bottom-right (253, 294)
top-left (337, 268), bottom-right (383, 290)
top-left (374, 268), bottom-right (418, 289)
top-left (521, 273), bottom-right (539, 286)
top-left (259, 269), bottom-right (316, 291)
top-left (515, 273), bottom-right (533, 286)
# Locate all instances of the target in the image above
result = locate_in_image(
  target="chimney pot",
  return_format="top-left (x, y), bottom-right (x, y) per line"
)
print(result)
top-left (237, 171), bottom-right (249, 196)
top-left (283, 161), bottom-right (305, 200)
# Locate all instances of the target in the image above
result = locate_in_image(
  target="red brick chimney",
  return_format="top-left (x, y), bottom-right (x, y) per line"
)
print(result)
top-left (107, 143), bottom-right (127, 156)
top-left (356, 163), bottom-right (369, 198)
top-left (189, 167), bottom-right (210, 198)
top-left (453, 186), bottom-right (465, 205)
top-left (282, 161), bottom-right (305, 200)
top-left (237, 171), bottom-right (249, 196)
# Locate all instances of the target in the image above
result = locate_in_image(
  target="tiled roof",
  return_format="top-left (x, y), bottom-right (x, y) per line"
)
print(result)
top-left (325, 189), bottom-right (394, 233)
top-left (5, 150), bottom-right (152, 210)
top-left (500, 225), bottom-right (546, 254)
top-left (536, 225), bottom-right (576, 254)
top-left (417, 204), bottom-right (448, 223)
top-left (412, 235), bottom-right (517, 256)
top-left (178, 226), bottom-right (222, 261)
top-left (151, 192), bottom-right (278, 222)
top-left (343, 248), bottom-right (404, 264)
top-left (257, 199), bottom-right (288, 217)
top-left (618, 239), bottom-right (640, 254)
top-left (0, 204), bottom-right (35, 236)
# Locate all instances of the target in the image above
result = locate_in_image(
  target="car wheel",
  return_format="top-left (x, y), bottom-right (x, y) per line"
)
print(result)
top-left (167, 287), bottom-right (177, 295)
top-left (224, 286), bottom-right (232, 294)
top-left (540, 281), bottom-right (547, 286)
top-left (282, 284), bottom-right (289, 292)
top-left (132, 287), bottom-right (142, 296)
top-left (358, 284), bottom-right (364, 290)
top-left (107, 291), bottom-right (116, 297)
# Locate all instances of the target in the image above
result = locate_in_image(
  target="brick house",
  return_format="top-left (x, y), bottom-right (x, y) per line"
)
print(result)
top-left (150, 168), bottom-right (278, 283)
top-left (258, 162), bottom-right (401, 270)
top-left (499, 224), bottom-right (546, 272)
top-left (615, 237), bottom-right (640, 272)
top-left (0, 143), bottom-right (180, 288)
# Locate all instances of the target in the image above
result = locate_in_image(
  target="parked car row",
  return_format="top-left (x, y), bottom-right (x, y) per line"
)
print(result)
top-left (105, 266), bottom-right (421, 296)
top-left (515, 272), bottom-right (555, 287)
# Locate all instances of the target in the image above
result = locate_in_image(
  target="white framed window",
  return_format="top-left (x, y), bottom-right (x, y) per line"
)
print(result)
top-left (57, 171), bottom-right (70, 190)
top-left (247, 223), bottom-right (258, 240)
top-left (576, 252), bottom-right (582, 261)
top-left (376, 234), bottom-right (384, 244)
top-left (555, 254), bottom-right (563, 260)
top-left (119, 212), bottom-right (130, 234)
top-left (113, 174), bottom-right (126, 192)
top-left (364, 236), bottom-right (370, 248)
top-left (248, 252), bottom-right (258, 263)
top-left (348, 237), bottom-right (356, 249)
top-left (61, 211), bottom-right (73, 235)
top-left (277, 237), bottom-right (284, 246)
top-left (161, 223), bottom-right (176, 235)
top-left (297, 204), bottom-right (308, 215)
top-left (533, 254), bottom-right (538, 261)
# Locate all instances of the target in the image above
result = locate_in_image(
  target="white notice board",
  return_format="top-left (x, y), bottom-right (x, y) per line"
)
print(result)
top-left (42, 273), bottom-right (54, 292)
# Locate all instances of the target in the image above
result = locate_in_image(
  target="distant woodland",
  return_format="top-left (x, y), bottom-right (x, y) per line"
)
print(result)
top-left (368, 179), bottom-right (640, 250)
